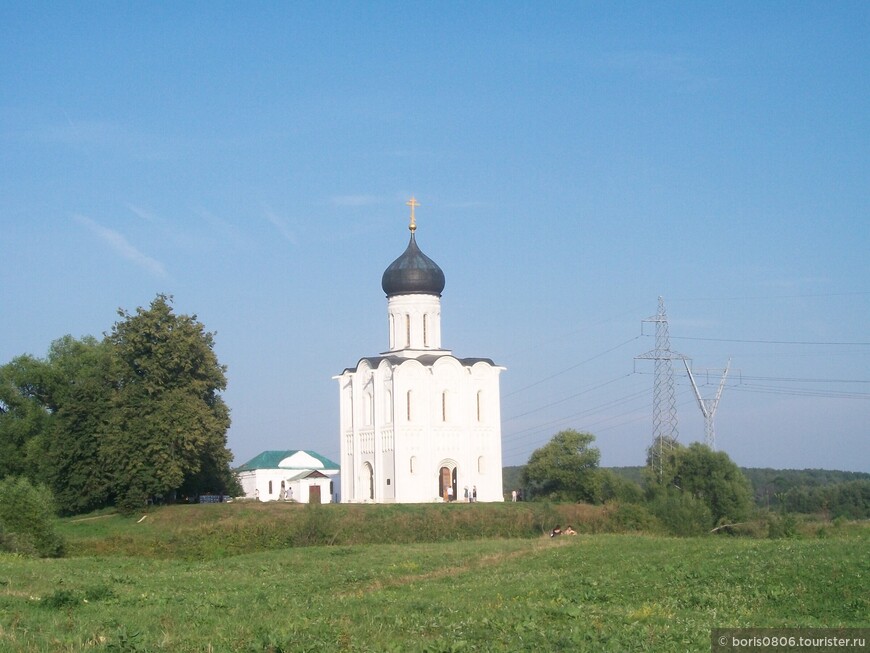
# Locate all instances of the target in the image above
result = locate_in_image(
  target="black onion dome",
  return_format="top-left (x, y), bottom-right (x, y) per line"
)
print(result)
top-left (381, 232), bottom-right (446, 297)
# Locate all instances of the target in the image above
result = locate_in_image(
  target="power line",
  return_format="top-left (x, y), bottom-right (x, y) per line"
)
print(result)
top-left (633, 370), bottom-right (870, 384)
top-left (503, 336), bottom-right (640, 398)
top-left (671, 336), bottom-right (870, 346)
top-left (503, 374), bottom-right (632, 422)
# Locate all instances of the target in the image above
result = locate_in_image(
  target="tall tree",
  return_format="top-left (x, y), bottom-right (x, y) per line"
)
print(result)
top-left (646, 441), bottom-right (753, 527)
top-left (0, 355), bottom-right (53, 480)
top-left (522, 429), bottom-right (601, 502)
top-left (104, 295), bottom-right (233, 512)
top-left (673, 443), bottom-right (753, 524)
top-left (42, 336), bottom-right (114, 514)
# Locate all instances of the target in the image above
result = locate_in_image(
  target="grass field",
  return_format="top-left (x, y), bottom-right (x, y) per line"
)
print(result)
top-left (1, 504), bottom-right (867, 652)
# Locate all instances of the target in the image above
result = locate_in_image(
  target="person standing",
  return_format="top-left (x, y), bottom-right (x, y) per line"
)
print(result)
top-left (472, 485), bottom-right (477, 502)
top-left (511, 489), bottom-right (517, 502)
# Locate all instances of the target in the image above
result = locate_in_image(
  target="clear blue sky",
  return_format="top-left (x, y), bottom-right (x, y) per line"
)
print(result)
top-left (2, 2), bottom-right (868, 472)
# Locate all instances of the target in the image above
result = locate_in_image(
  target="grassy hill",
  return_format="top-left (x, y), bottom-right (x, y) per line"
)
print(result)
top-left (4, 508), bottom-right (869, 652)
top-left (58, 501), bottom-right (612, 559)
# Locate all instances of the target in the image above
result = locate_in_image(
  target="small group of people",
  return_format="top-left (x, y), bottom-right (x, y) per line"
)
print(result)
top-left (510, 489), bottom-right (524, 502)
top-left (550, 524), bottom-right (577, 537)
top-left (462, 485), bottom-right (478, 502)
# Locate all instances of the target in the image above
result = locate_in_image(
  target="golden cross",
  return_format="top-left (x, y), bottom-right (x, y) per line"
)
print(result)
top-left (406, 196), bottom-right (420, 232)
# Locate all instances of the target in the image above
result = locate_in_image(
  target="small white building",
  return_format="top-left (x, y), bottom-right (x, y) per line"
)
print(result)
top-left (335, 199), bottom-right (505, 503)
top-left (235, 450), bottom-right (339, 503)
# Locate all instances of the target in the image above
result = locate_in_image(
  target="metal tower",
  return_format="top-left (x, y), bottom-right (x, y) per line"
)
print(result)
top-left (684, 358), bottom-right (730, 449)
top-left (635, 297), bottom-right (689, 480)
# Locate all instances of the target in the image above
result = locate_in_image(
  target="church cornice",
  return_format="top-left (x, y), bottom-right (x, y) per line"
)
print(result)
top-left (338, 353), bottom-right (500, 376)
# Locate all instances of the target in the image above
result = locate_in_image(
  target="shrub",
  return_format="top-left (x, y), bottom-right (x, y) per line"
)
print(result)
top-left (647, 490), bottom-right (712, 537)
top-left (0, 476), bottom-right (65, 557)
top-left (766, 511), bottom-right (798, 539)
top-left (602, 502), bottom-right (661, 533)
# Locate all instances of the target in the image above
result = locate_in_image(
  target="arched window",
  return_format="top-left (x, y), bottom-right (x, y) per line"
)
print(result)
top-left (344, 386), bottom-right (353, 428)
top-left (441, 391), bottom-right (447, 422)
top-left (405, 314), bottom-right (411, 348)
top-left (385, 390), bottom-right (392, 423)
top-left (476, 390), bottom-right (482, 422)
top-left (268, 480), bottom-right (273, 495)
top-left (406, 390), bottom-right (412, 421)
top-left (478, 456), bottom-right (485, 474)
top-left (389, 314), bottom-right (395, 349)
top-left (423, 314), bottom-right (429, 347)
top-left (410, 456), bottom-right (416, 474)
top-left (364, 392), bottom-right (373, 425)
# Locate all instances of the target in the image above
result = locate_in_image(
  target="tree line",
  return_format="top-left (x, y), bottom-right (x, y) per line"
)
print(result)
top-left (515, 429), bottom-right (870, 535)
top-left (0, 295), bottom-right (239, 516)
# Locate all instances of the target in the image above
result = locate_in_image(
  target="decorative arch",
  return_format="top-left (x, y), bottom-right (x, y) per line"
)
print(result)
top-left (362, 462), bottom-right (374, 501)
top-left (364, 391), bottom-right (373, 425)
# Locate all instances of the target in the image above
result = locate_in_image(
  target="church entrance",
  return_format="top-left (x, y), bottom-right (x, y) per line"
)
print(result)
top-left (309, 485), bottom-right (321, 504)
top-left (438, 466), bottom-right (457, 502)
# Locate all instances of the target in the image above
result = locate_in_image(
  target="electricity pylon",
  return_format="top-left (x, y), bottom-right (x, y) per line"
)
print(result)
top-left (684, 358), bottom-right (730, 450)
top-left (635, 297), bottom-right (689, 481)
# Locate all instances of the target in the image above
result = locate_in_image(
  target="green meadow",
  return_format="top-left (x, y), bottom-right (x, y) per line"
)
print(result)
top-left (1, 504), bottom-right (867, 652)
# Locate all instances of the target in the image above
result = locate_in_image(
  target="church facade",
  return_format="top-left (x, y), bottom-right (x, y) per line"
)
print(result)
top-left (335, 199), bottom-right (505, 503)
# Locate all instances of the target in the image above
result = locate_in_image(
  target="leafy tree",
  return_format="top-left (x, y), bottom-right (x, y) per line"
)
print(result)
top-left (597, 468), bottom-right (644, 504)
top-left (643, 434), bottom-right (681, 488)
top-left (0, 355), bottom-right (53, 480)
top-left (673, 443), bottom-right (753, 525)
top-left (522, 429), bottom-right (601, 502)
top-left (42, 336), bottom-right (114, 514)
top-left (0, 295), bottom-right (237, 516)
top-left (646, 441), bottom-right (753, 528)
top-left (647, 489), bottom-right (713, 537)
top-left (104, 295), bottom-right (233, 512)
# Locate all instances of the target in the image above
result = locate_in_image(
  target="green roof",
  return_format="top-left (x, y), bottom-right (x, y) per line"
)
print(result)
top-left (235, 450), bottom-right (339, 472)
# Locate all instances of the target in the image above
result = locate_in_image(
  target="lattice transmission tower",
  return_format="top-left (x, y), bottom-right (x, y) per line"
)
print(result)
top-left (635, 297), bottom-right (689, 480)
top-left (684, 359), bottom-right (731, 450)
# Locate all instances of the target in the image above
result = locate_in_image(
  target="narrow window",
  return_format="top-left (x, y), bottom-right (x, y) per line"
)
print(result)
top-left (410, 456), bottom-right (416, 473)
top-left (406, 390), bottom-right (412, 421)
top-left (405, 314), bottom-right (411, 348)
top-left (441, 391), bottom-right (447, 422)
top-left (423, 314), bottom-right (429, 347)
top-left (389, 314), bottom-right (395, 349)
top-left (476, 391), bottom-right (482, 422)
top-left (268, 480), bottom-right (273, 496)
top-left (385, 390), bottom-right (392, 423)
top-left (478, 456), bottom-right (485, 474)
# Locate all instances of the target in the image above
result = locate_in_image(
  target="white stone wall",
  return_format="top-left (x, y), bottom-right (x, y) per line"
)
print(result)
top-left (337, 353), bottom-right (504, 503)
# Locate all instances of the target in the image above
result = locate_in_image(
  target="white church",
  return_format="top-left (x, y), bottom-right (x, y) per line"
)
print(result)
top-left (335, 198), bottom-right (505, 503)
